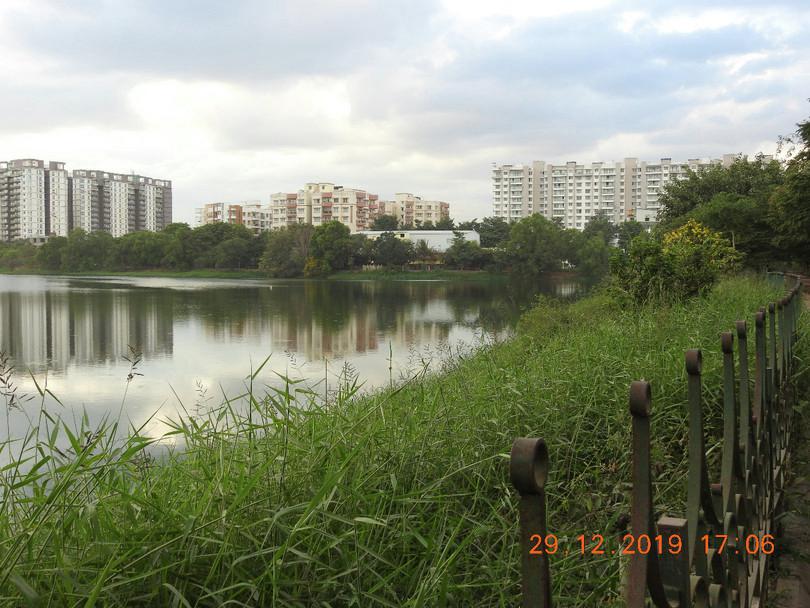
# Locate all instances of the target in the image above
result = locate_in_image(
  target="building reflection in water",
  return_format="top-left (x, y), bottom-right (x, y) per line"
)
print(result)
top-left (0, 275), bottom-right (581, 376)
top-left (0, 289), bottom-right (173, 372)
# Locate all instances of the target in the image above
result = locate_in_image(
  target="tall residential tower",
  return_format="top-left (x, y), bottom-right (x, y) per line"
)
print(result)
top-left (491, 155), bottom-right (745, 229)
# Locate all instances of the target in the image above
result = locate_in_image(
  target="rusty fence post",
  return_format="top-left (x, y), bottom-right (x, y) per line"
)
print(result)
top-left (510, 437), bottom-right (552, 608)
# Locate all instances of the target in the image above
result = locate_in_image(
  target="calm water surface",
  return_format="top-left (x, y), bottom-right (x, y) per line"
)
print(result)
top-left (0, 274), bottom-right (580, 439)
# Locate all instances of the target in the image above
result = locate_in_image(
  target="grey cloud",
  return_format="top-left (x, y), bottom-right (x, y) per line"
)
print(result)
top-left (10, 0), bottom-right (439, 81)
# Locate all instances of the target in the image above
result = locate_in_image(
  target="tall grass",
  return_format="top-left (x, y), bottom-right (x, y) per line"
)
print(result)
top-left (0, 276), bottom-right (805, 607)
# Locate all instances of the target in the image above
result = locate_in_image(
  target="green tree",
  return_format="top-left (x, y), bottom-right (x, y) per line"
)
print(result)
top-left (435, 217), bottom-right (455, 230)
top-left (260, 225), bottom-right (313, 278)
top-left (616, 221), bottom-right (645, 251)
top-left (503, 214), bottom-right (564, 276)
top-left (309, 220), bottom-right (356, 275)
top-left (413, 239), bottom-right (438, 263)
top-left (37, 237), bottom-right (68, 270)
top-left (215, 237), bottom-right (253, 269)
top-left (112, 231), bottom-right (169, 270)
top-left (372, 233), bottom-right (413, 268)
top-left (62, 229), bottom-right (117, 271)
top-left (371, 215), bottom-right (399, 231)
top-left (443, 233), bottom-right (491, 270)
top-left (581, 213), bottom-right (615, 246)
top-left (658, 156), bottom-right (783, 225)
top-left (477, 216), bottom-right (511, 248)
top-left (161, 223), bottom-right (194, 270)
top-left (769, 114), bottom-right (810, 267)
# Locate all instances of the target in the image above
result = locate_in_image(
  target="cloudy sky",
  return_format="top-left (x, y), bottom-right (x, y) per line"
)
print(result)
top-left (1, 0), bottom-right (808, 222)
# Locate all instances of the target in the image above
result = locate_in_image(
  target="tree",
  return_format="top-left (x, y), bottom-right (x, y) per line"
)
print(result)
top-left (215, 237), bottom-right (253, 269)
top-left (371, 215), bottom-right (399, 231)
top-left (581, 213), bottom-right (615, 246)
top-left (435, 217), bottom-right (455, 230)
top-left (260, 225), bottom-right (313, 277)
top-left (576, 235), bottom-right (611, 277)
top-left (413, 239), bottom-right (438, 263)
top-left (443, 233), bottom-right (491, 270)
top-left (309, 220), bottom-right (356, 275)
top-left (503, 214), bottom-right (564, 276)
top-left (372, 233), bottom-right (413, 268)
top-left (37, 236), bottom-right (68, 270)
top-left (770, 114), bottom-right (810, 268)
top-left (477, 216), bottom-right (511, 248)
top-left (657, 156), bottom-right (783, 225)
top-left (616, 221), bottom-right (645, 251)
top-left (161, 223), bottom-right (194, 270)
top-left (62, 229), bottom-right (116, 271)
top-left (456, 219), bottom-right (481, 232)
top-left (188, 223), bottom-right (254, 268)
top-left (112, 231), bottom-right (169, 270)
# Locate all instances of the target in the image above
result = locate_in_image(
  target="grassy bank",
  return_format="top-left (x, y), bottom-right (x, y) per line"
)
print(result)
top-left (0, 276), bottom-right (805, 606)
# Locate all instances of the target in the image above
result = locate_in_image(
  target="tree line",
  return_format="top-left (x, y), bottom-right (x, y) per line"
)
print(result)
top-left (0, 213), bottom-right (624, 279)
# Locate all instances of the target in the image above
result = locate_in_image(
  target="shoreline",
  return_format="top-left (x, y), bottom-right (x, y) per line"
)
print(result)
top-left (0, 268), bottom-right (579, 282)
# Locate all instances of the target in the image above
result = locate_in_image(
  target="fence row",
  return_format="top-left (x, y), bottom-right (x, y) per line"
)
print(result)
top-left (510, 273), bottom-right (804, 607)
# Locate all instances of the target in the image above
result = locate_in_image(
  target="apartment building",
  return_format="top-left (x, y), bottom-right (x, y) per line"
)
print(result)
top-left (0, 159), bottom-right (171, 241)
top-left (195, 201), bottom-right (271, 235)
top-left (270, 183), bottom-right (381, 233)
top-left (492, 154), bottom-right (742, 229)
top-left (196, 202), bottom-right (244, 226)
top-left (0, 159), bottom-right (70, 240)
top-left (378, 193), bottom-right (450, 227)
top-left (71, 169), bottom-right (172, 237)
top-left (242, 203), bottom-right (271, 235)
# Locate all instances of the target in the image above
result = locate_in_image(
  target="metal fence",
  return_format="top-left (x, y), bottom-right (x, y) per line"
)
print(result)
top-left (510, 273), bottom-right (804, 607)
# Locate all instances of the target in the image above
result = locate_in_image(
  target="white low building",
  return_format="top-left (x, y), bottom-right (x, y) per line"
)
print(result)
top-left (357, 230), bottom-right (480, 253)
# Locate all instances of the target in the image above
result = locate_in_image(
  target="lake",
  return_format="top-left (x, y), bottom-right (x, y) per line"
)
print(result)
top-left (0, 274), bottom-right (580, 440)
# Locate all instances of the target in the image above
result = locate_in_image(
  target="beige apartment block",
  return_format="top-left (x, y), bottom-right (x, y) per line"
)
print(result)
top-left (194, 201), bottom-right (275, 234)
top-left (491, 154), bottom-right (757, 229)
top-left (270, 183), bottom-right (380, 233)
top-left (379, 193), bottom-right (450, 227)
top-left (196, 202), bottom-right (246, 227)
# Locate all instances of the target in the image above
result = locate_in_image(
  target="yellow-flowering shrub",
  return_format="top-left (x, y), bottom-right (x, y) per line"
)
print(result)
top-left (610, 220), bottom-right (740, 303)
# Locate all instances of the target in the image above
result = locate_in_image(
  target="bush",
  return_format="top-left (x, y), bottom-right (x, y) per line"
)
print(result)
top-left (610, 220), bottom-right (740, 304)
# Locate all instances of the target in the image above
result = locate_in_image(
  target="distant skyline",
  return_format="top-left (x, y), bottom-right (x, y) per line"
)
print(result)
top-left (1, 0), bottom-right (808, 223)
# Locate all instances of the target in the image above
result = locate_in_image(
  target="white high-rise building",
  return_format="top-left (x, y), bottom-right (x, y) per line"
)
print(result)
top-left (492, 154), bottom-right (745, 229)
top-left (0, 159), bottom-right (70, 240)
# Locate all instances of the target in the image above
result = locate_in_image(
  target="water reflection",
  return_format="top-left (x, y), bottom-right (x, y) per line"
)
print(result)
top-left (0, 274), bottom-right (582, 436)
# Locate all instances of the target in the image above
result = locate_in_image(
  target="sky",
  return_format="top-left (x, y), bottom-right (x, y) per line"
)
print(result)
top-left (1, 0), bottom-right (808, 223)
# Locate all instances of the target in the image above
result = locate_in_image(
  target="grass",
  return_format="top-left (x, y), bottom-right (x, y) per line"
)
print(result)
top-left (0, 276), bottom-right (805, 607)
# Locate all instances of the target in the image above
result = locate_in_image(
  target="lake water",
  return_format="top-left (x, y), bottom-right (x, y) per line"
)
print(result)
top-left (0, 274), bottom-right (580, 440)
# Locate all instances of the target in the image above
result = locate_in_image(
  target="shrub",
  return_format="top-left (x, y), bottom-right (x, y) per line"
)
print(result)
top-left (610, 220), bottom-right (740, 304)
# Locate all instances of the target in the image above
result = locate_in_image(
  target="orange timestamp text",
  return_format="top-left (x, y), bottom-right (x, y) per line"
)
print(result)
top-left (527, 533), bottom-right (775, 556)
